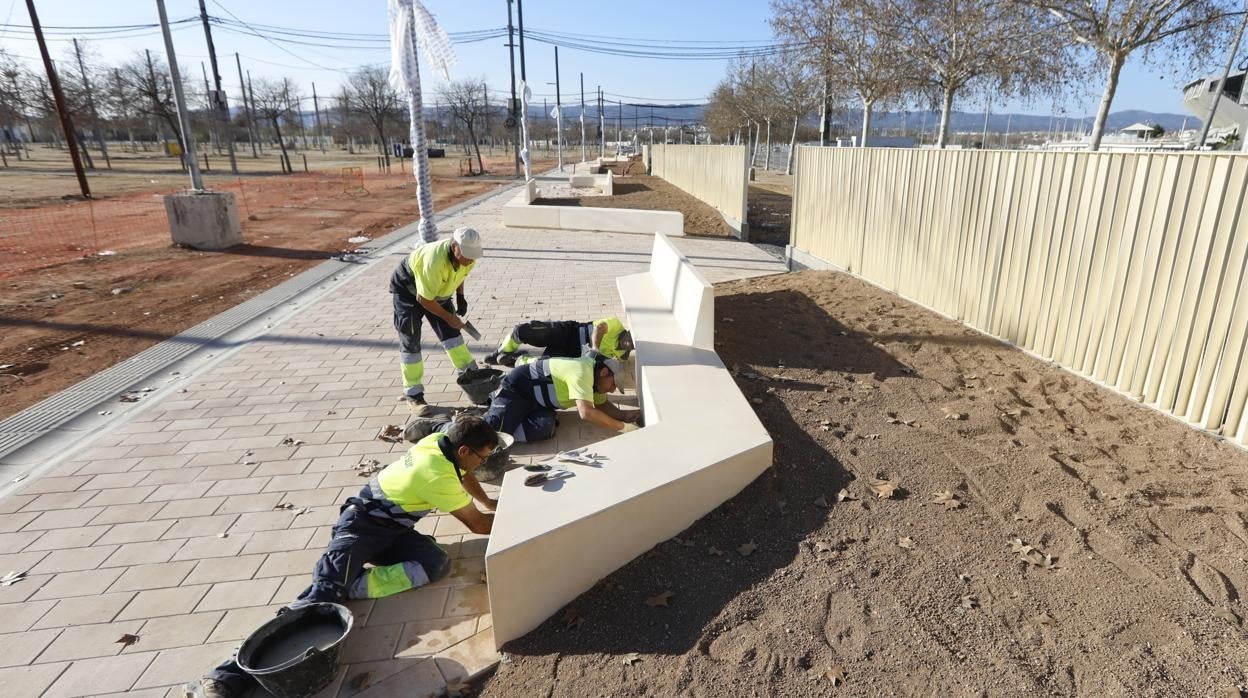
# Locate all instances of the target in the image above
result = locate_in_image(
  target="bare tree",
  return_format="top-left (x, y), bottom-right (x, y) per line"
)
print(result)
top-left (347, 66), bottom-right (402, 166)
top-left (0, 49), bottom-right (27, 155)
top-left (252, 77), bottom-right (295, 173)
top-left (119, 51), bottom-right (187, 161)
top-left (883, 0), bottom-right (1072, 147)
top-left (439, 77), bottom-right (488, 174)
top-left (1028, 0), bottom-right (1238, 150)
top-left (703, 81), bottom-right (745, 143)
top-left (772, 0), bottom-right (913, 146)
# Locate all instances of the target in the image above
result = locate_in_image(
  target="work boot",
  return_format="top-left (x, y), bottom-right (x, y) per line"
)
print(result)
top-left (182, 678), bottom-right (235, 698)
top-left (483, 351), bottom-right (502, 366)
top-left (407, 394), bottom-right (432, 417)
top-left (404, 417), bottom-right (448, 443)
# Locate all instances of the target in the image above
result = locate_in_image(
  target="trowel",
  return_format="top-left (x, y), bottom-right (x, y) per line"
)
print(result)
top-left (462, 320), bottom-right (482, 341)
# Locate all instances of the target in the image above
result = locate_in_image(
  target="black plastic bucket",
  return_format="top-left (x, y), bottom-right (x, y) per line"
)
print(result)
top-left (458, 367), bottom-right (503, 405)
top-left (236, 603), bottom-right (353, 698)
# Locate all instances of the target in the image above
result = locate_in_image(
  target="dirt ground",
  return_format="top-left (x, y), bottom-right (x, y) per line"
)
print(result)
top-left (748, 171), bottom-right (793, 247)
top-left (0, 152), bottom-right (554, 420)
top-left (479, 269), bottom-right (1248, 697)
top-left (534, 174), bottom-right (734, 237)
top-left (0, 143), bottom-right (524, 207)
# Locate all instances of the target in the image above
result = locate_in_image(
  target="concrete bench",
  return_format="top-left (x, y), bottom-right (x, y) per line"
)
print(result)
top-left (485, 232), bottom-right (773, 647)
top-left (502, 173), bottom-right (681, 236)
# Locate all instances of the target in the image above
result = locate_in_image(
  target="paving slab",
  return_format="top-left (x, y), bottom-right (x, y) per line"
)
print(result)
top-left (0, 185), bottom-right (784, 694)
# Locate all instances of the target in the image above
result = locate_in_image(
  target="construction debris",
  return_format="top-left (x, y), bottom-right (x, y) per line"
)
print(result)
top-left (377, 425), bottom-right (404, 443)
top-left (356, 459), bottom-right (383, 477)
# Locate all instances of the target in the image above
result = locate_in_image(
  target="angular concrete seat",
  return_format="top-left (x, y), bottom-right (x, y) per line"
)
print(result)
top-left (485, 233), bottom-right (772, 647)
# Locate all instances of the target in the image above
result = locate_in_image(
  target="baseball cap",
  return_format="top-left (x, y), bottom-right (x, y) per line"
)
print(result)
top-left (452, 227), bottom-right (483, 260)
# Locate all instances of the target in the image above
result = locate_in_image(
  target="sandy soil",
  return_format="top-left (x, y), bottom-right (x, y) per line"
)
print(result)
top-left (0, 153), bottom-right (556, 420)
top-left (534, 174), bottom-right (734, 238)
top-left (748, 171), bottom-right (793, 247)
top-left (478, 270), bottom-right (1248, 697)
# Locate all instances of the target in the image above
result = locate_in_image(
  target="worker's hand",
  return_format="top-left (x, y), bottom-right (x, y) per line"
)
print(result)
top-left (483, 497), bottom-right (498, 511)
top-left (620, 411), bottom-right (642, 424)
top-left (455, 292), bottom-right (468, 317)
top-left (620, 422), bottom-right (640, 433)
top-left (448, 315), bottom-right (466, 331)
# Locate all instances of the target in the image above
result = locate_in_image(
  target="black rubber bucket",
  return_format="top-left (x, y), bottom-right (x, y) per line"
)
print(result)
top-left (458, 367), bottom-right (503, 405)
top-left (236, 603), bottom-right (353, 698)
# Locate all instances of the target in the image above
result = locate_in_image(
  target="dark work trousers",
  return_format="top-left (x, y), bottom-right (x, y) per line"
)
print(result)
top-left (514, 320), bottom-right (584, 358)
top-left (393, 293), bottom-right (471, 399)
top-left (204, 504), bottom-right (450, 693)
top-left (482, 370), bottom-right (559, 443)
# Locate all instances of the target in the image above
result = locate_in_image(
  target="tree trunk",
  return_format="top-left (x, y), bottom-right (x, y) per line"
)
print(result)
top-left (468, 125), bottom-right (484, 174)
top-left (1089, 53), bottom-right (1126, 151)
top-left (860, 98), bottom-right (874, 148)
top-left (787, 115), bottom-right (799, 176)
top-left (764, 118), bottom-right (772, 170)
top-left (936, 86), bottom-right (955, 148)
top-left (273, 119), bottom-right (291, 173)
top-left (375, 124), bottom-right (390, 166)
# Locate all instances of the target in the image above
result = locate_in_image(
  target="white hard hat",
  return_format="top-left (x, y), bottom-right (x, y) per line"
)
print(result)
top-left (452, 227), bottom-right (483, 260)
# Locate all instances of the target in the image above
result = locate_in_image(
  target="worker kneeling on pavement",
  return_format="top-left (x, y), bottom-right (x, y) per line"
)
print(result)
top-left (392, 226), bottom-right (483, 417)
top-left (485, 315), bottom-right (633, 367)
top-left (409, 351), bottom-right (640, 455)
top-left (185, 417), bottom-right (500, 698)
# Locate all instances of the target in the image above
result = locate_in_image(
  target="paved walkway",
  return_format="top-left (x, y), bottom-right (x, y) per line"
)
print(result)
top-left (0, 187), bottom-right (785, 697)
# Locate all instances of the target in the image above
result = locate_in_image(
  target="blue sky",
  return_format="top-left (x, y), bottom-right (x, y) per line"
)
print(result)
top-left (0, 0), bottom-right (1218, 117)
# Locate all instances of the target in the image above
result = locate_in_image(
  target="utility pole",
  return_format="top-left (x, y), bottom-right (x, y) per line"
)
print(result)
top-left (198, 0), bottom-right (236, 173)
top-left (248, 71), bottom-right (262, 154)
top-left (482, 82), bottom-right (491, 152)
top-left (157, 0), bottom-right (203, 190)
top-left (506, 0), bottom-right (520, 176)
top-left (235, 53), bottom-right (258, 157)
top-left (201, 62), bottom-right (217, 155)
top-left (598, 85), bottom-right (604, 158)
top-left (617, 99), bottom-right (622, 149)
top-left (554, 45), bottom-right (562, 171)
top-left (516, 0), bottom-right (526, 82)
top-left (312, 82), bottom-right (325, 153)
top-left (26, 0), bottom-right (90, 197)
top-left (71, 38), bottom-right (110, 169)
top-left (579, 72), bottom-right (586, 162)
top-left (1196, 0), bottom-right (1248, 149)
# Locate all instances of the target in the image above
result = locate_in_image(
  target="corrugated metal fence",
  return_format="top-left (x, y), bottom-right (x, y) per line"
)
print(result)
top-left (791, 146), bottom-right (1248, 444)
top-left (648, 144), bottom-right (749, 235)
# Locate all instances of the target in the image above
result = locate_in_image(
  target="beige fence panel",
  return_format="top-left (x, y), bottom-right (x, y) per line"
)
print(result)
top-left (649, 144), bottom-right (748, 236)
top-left (790, 146), bottom-right (1248, 446)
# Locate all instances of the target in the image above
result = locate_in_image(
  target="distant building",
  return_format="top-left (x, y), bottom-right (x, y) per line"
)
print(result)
top-left (1119, 122), bottom-right (1158, 139)
top-left (1182, 70), bottom-right (1248, 149)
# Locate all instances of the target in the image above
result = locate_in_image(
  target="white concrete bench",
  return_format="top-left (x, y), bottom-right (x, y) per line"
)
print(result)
top-left (502, 174), bottom-right (681, 236)
top-left (485, 232), bottom-right (773, 647)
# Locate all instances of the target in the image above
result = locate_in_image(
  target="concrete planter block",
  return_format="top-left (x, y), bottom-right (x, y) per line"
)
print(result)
top-left (163, 191), bottom-right (242, 250)
top-left (486, 232), bottom-right (772, 647)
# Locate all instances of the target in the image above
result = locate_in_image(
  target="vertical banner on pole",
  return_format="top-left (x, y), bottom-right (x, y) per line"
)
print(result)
top-left (519, 80), bottom-right (532, 181)
top-left (387, 0), bottom-right (455, 245)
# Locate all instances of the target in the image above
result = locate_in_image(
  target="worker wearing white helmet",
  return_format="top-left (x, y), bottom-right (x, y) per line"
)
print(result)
top-left (389, 227), bottom-right (484, 416)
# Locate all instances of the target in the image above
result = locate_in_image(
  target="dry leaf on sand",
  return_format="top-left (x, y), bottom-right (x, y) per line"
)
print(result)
top-left (738, 542), bottom-right (758, 557)
top-left (708, 546), bottom-right (724, 557)
top-left (836, 488), bottom-right (857, 502)
top-left (622, 652), bottom-right (641, 666)
top-left (827, 664), bottom-right (847, 686)
top-left (646, 591), bottom-right (674, 608)
top-left (961, 595), bottom-right (979, 609)
top-left (563, 607), bottom-right (584, 629)
top-left (897, 536), bottom-right (915, 549)
top-left (869, 479), bottom-right (898, 499)
top-left (930, 490), bottom-right (962, 510)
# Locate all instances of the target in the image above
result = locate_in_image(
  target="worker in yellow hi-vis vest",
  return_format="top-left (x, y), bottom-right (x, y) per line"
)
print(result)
top-left (187, 417), bottom-right (500, 698)
top-left (485, 315), bottom-right (634, 367)
top-left (390, 227), bottom-right (483, 416)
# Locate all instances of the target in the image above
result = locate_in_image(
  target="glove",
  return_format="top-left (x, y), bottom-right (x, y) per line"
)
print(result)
top-left (455, 292), bottom-right (468, 317)
top-left (620, 422), bottom-right (640, 433)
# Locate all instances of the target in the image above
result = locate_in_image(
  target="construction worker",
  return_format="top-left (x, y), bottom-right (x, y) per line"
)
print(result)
top-left (392, 227), bottom-right (483, 416)
top-left (185, 417), bottom-right (500, 698)
top-left (408, 351), bottom-right (640, 453)
top-left (485, 316), bottom-right (633, 367)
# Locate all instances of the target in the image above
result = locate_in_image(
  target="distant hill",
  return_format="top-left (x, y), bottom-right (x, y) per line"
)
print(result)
top-left (454, 104), bottom-right (1199, 134)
